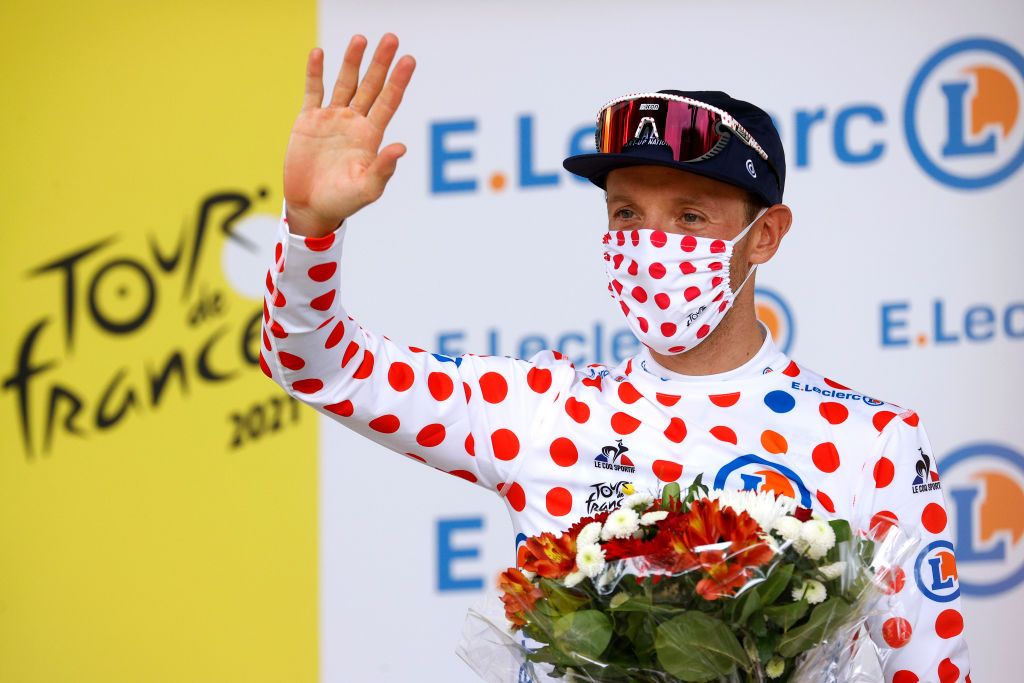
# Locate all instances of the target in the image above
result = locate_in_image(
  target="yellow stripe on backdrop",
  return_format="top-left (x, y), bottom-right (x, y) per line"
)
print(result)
top-left (0, 2), bottom-right (318, 682)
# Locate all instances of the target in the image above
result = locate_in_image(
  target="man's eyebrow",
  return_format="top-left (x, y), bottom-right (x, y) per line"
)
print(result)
top-left (605, 192), bottom-right (712, 206)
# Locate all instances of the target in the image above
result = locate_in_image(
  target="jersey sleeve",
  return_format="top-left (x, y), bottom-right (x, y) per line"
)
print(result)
top-left (853, 411), bottom-right (972, 683)
top-left (258, 199), bottom-right (573, 496)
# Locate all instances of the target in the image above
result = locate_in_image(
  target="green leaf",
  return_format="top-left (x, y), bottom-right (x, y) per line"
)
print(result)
top-left (540, 578), bottom-right (590, 616)
top-left (763, 599), bottom-right (809, 630)
top-left (655, 612), bottom-right (749, 682)
top-left (552, 610), bottom-right (613, 661)
top-left (661, 482), bottom-right (682, 510)
top-left (777, 597), bottom-right (853, 658)
top-left (829, 519), bottom-right (852, 544)
top-left (608, 592), bottom-right (654, 612)
top-left (753, 563), bottom-right (795, 606)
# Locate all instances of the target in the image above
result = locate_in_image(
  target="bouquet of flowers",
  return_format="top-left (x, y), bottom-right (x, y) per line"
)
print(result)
top-left (458, 477), bottom-right (916, 682)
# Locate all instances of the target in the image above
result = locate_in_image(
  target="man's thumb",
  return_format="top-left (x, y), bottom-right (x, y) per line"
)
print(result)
top-left (367, 143), bottom-right (406, 191)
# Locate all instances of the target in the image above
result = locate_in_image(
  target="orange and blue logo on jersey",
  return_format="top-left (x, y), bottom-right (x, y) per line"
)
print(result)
top-left (905, 37), bottom-right (1024, 189)
top-left (714, 454), bottom-right (812, 508)
top-left (939, 442), bottom-right (1024, 596)
top-left (915, 539), bottom-right (961, 602)
top-left (594, 439), bottom-right (636, 474)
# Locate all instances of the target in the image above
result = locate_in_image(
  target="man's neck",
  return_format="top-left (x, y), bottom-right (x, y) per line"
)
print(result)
top-left (648, 307), bottom-right (766, 377)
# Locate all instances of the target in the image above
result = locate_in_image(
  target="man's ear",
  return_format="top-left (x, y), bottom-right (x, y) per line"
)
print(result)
top-left (749, 204), bottom-right (792, 265)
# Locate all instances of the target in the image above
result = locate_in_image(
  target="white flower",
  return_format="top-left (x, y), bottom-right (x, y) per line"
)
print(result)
top-left (563, 570), bottom-right (586, 588)
top-left (710, 488), bottom-right (798, 531)
top-left (800, 519), bottom-right (837, 560)
top-left (765, 656), bottom-right (786, 679)
top-left (773, 516), bottom-right (803, 542)
top-left (640, 510), bottom-right (669, 526)
top-left (576, 543), bottom-right (607, 578)
top-left (622, 492), bottom-right (655, 511)
top-left (792, 579), bottom-right (828, 605)
top-left (601, 507), bottom-right (641, 540)
top-left (577, 521), bottom-right (602, 547)
top-left (819, 561), bottom-right (846, 581)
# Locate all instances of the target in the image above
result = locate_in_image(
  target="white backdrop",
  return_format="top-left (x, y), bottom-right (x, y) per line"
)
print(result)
top-left (314, 3), bottom-right (1024, 681)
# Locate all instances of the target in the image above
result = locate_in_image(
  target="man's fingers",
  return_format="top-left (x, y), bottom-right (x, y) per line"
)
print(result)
top-left (302, 47), bottom-right (325, 111)
top-left (348, 33), bottom-right (399, 115)
top-left (366, 142), bottom-right (407, 192)
top-left (368, 55), bottom-right (416, 130)
top-left (328, 35), bottom-right (368, 108)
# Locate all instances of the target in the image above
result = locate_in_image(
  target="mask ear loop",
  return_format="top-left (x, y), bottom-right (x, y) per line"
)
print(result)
top-left (731, 206), bottom-right (770, 296)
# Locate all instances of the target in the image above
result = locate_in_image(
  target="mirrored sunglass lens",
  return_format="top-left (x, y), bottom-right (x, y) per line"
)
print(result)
top-left (598, 99), bottom-right (723, 162)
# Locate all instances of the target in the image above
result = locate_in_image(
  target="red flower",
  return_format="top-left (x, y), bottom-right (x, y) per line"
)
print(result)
top-left (793, 506), bottom-right (813, 522)
top-left (603, 533), bottom-right (669, 561)
top-left (498, 568), bottom-right (544, 628)
top-left (650, 499), bottom-right (775, 599)
top-left (566, 512), bottom-right (611, 539)
top-left (520, 532), bottom-right (576, 579)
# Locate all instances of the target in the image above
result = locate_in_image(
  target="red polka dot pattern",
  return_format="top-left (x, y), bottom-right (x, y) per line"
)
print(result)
top-left (527, 367), bottom-right (552, 393)
top-left (546, 487), bottom-right (573, 516)
top-left (882, 617), bottom-right (913, 648)
top-left (388, 362), bottom-right (414, 392)
top-left (874, 457), bottom-right (895, 488)
top-left (503, 482), bottom-right (526, 512)
top-left (611, 412), bottom-right (641, 435)
top-left (307, 262), bottom-right (337, 282)
top-left (480, 372), bottom-right (509, 404)
top-left (709, 392), bottom-right (741, 407)
top-left (416, 423), bottom-right (446, 448)
top-left (816, 490), bottom-right (836, 513)
top-left (549, 438), bottom-right (578, 467)
top-left (324, 400), bottom-right (354, 417)
top-left (922, 502), bottom-right (948, 534)
top-left (935, 609), bottom-right (963, 639)
top-left (653, 459), bottom-right (683, 482)
top-left (368, 414), bottom-right (400, 433)
top-left (491, 429), bottom-right (520, 460)
top-left (710, 426), bottom-right (738, 445)
top-left (292, 378), bottom-right (323, 394)
top-left (938, 658), bottom-right (960, 683)
top-left (565, 397), bottom-right (590, 423)
top-left (663, 417), bottom-right (687, 444)
top-left (819, 401), bottom-right (849, 424)
top-left (617, 382), bottom-right (642, 404)
top-left (427, 372), bottom-right (454, 401)
top-left (873, 410), bottom-right (897, 432)
top-left (812, 442), bottom-right (840, 473)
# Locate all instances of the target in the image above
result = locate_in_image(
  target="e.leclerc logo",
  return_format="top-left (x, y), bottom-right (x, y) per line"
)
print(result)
top-left (932, 442), bottom-right (1024, 597)
top-left (905, 37), bottom-right (1024, 189)
top-left (429, 37), bottom-right (1023, 195)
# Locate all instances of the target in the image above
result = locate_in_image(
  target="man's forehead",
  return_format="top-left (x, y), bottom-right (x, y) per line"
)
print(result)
top-left (604, 165), bottom-right (746, 204)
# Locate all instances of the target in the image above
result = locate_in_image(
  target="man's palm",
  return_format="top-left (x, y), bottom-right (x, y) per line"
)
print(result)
top-left (283, 33), bottom-right (415, 236)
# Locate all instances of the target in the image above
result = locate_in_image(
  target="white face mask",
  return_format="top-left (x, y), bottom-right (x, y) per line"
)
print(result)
top-left (602, 207), bottom-right (767, 355)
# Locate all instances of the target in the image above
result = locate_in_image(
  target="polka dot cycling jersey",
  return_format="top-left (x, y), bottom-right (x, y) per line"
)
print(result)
top-left (261, 199), bottom-right (970, 683)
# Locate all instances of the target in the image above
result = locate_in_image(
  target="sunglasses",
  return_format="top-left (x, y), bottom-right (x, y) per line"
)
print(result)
top-left (595, 92), bottom-right (782, 192)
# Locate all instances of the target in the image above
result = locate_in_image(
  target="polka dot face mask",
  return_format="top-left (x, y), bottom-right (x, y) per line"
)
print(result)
top-left (601, 207), bottom-right (767, 355)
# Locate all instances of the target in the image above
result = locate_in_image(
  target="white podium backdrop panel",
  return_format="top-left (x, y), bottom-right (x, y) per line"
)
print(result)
top-left (316, 3), bottom-right (1024, 681)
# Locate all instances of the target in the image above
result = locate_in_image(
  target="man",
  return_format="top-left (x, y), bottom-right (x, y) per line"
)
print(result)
top-left (262, 33), bottom-right (971, 682)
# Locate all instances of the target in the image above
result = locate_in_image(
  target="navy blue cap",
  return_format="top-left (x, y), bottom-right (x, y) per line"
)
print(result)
top-left (562, 90), bottom-right (786, 206)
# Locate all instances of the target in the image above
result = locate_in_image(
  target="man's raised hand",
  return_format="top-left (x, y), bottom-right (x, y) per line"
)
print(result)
top-left (283, 33), bottom-right (416, 237)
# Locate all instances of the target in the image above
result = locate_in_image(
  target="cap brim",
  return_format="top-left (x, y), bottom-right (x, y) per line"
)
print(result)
top-left (562, 152), bottom-right (775, 206)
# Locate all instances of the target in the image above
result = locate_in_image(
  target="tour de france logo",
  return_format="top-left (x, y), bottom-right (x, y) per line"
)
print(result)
top-left (905, 37), bottom-right (1024, 189)
top-left (925, 442), bottom-right (1024, 598)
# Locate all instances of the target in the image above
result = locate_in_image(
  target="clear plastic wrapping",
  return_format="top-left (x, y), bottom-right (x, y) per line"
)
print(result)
top-left (458, 479), bottom-right (918, 682)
